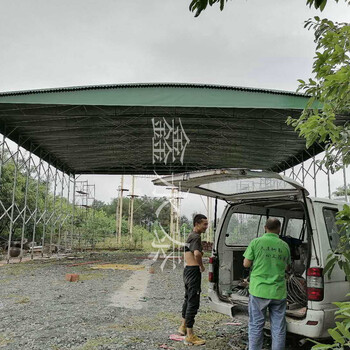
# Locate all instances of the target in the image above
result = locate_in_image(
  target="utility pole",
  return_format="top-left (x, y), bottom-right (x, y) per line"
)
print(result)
top-left (167, 186), bottom-right (182, 254)
top-left (170, 187), bottom-right (175, 242)
top-left (176, 193), bottom-right (180, 243)
top-left (115, 186), bottom-right (120, 240)
top-left (174, 192), bottom-right (184, 261)
top-left (209, 197), bottom-right (212, 242)
top-left (116, 175), bottom-right (128, 245)
top-left (174, 193), bottom-right (183, 243)
top-left (127, 175), bottom-right (138, 244)
top-left (206, 196), bottom-right (210, 242)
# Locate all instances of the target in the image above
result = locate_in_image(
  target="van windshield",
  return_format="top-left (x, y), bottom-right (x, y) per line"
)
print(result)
top-left (225, 212), bottom-right (284, 246)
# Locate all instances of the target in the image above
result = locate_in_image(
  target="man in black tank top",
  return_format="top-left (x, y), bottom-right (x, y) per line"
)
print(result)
top-left (178, 214), bottom-right (208, 346)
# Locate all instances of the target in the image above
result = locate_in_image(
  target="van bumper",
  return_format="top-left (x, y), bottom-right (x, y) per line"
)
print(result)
top-left (208, 288), bottom-right (333, 339)
top-left (286, 308), bottom-right (335, 339)
top-left (208, 288), bottom-right (235, 317)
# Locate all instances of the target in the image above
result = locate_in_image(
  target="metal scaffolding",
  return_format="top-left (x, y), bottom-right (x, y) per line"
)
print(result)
top-left (0, 132), bottom-right (79, 263)
top-left (278, 147), bottom-right (349, 201)
top-left (74, 180), bottom-right (96, 250)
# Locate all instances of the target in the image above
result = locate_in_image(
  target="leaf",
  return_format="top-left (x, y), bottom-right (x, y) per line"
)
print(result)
top-left (311, 343), bottom-right (337, 349)
top-left (336, 322), bottom-right (350, 338)
top-left (324, 255), bottom-right (338, 278)
top-left (328, 328), bottom-right (345, 344)
top-left (319, 0), bottom-right (327, 11)
top-left (220, 0), bottom-right (225, 11)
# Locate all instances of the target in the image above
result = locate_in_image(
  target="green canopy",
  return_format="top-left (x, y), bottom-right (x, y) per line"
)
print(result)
top-left (0, 83), bottom-right (329, 175)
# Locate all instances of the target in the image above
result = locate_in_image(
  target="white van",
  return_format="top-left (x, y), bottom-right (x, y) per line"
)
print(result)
top-left (154, 169), bottom-right (350, 340)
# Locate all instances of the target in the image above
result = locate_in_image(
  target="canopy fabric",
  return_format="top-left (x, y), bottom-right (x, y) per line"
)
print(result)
top-left (0, 83), bottom-right (328, 175)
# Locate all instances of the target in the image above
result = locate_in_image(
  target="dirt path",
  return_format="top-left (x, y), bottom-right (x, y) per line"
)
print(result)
top-left (110, 254), bottom-right (154, 310)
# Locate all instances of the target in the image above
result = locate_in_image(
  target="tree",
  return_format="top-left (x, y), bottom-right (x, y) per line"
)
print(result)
top-left (187, 1), bottom-right (350, 348)
top-left (91, 199), bottom-right (106, 211)
top-left (190, 0), bottom-right (350, 17)
top-left (0, 155), bottom-right (48, 240)
top-left (287, 18), bottom-right (350, 174)
top-left (189, 0), bottom-right (350, 17)
top-left (333, 185), bottom-right (350, 197)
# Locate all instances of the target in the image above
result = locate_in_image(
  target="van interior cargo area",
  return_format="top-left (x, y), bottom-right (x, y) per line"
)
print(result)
top-left (218, 199), bottom-right (309, 319)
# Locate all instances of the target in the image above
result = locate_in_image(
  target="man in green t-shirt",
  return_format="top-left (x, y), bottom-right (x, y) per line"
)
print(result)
top-left (243, 218), bottom-right (291, 350)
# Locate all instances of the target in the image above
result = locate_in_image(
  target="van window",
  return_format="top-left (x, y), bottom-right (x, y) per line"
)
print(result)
top-left (285, 218), bottom-right (306, 241)
top-left (225, 212), bottom-right (283, 246)
top-left (323, 208), bottom-right (343, 251)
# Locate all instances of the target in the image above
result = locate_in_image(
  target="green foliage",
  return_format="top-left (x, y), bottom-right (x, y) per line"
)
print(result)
top-left (80, 209), bottom-right (116, 246)
top-left (189, 0), bottom-right (228, 17)
top-left (0, 156), bottom-right (48, 239)
top-left (102, 195), bottom-right (171, 232)
top-left (306, 0), bottom-right (350, 11)
top-left (309, 294), bottom-right (350, 348)
top-left (291, 15), bottom-right (350, 350)
top-left (333, 185), bottom-right (350, 197)
top-left (189, 0), bottom-right (350, 17)
top-left (323, 205), bottom-right (350, 279)
top-left (313, 206), bottom-right (350, 349)
top-left (287, 17), bottom-right (350, 173)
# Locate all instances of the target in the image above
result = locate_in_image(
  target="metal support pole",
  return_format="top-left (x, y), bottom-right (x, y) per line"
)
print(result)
top-left (129, 175), bottom-right (135, 243)
top-left (313, 155), bottom-right (317, 197)
top-left (57, 172), bottom-right (65, 255)
top-left (19, 151), bottom-right (32, 262)
top-left (343, 164), bottom-right (348, 202)
top-left (301, 159), bottom-right (305, 187)
top-left (71, 176), bottom-right (76, 250)
top-left (64, 174), bottom-right (71, 253)
top-left (49, 168), bottom-right (58, 257)
top-left (118, 175), bottom-right (124, 245)
top-left (0, 133), bottom-right (5, 181)
top-left (6, 143), bottom-right (20, 263)
top-left (31, 158), bottom-right (42, 260)
top-left (41, 163), bottom-right (51, 258)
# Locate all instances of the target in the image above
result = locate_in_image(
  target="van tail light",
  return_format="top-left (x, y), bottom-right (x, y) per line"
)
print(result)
top-left (209, 256), bottom-right (217, 283)
top-left (307, 267), bottom-right (324, 301)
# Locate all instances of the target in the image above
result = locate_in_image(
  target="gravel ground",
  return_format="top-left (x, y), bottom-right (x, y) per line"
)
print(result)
top-left (0, 251), bottom-right (310, 350)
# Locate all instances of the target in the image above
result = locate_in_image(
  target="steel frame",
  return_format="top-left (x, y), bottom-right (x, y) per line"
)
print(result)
top-left (0, 127), bottom-right (348, 263)
top-left (0, 132), bottom-right (82, 263)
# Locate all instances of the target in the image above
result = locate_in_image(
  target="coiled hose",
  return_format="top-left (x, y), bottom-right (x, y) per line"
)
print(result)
top-left (287, 274), bottom-right (307, 306)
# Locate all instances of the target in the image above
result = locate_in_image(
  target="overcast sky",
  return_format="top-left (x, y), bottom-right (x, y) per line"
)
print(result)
top-left (1, 0), bottom-right (349, 219)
